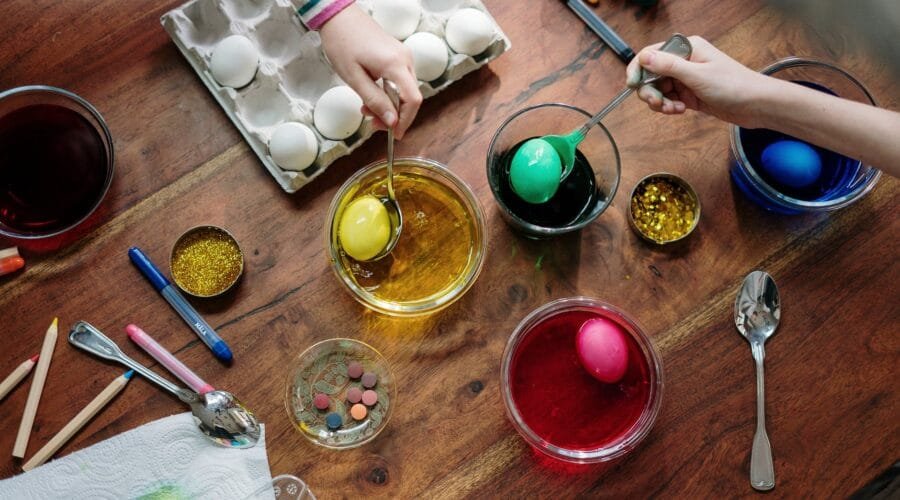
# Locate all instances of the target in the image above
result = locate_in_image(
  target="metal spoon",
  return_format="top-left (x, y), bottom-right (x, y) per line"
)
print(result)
top-left (733, 271), bottom-right (781, 491)
top-left (68, 321), bottom-right (260, 448)
top-left (543, 33), bottom-right (693, 180)
top-left (364, 79), bottom-right (404, 261)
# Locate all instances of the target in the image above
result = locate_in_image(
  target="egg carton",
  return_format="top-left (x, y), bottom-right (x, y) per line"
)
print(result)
top-left (161, 0), bottom-right (511, 193)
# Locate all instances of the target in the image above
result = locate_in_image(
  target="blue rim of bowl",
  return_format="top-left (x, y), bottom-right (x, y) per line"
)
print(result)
top-left (486, 102), bottom-right (621, 236)
top-left (729, 57), bottom-right (882, 211)
top-left (0, 85), bottom-right (115, 239)
top-left (500, 297), bottom-right (664, 463)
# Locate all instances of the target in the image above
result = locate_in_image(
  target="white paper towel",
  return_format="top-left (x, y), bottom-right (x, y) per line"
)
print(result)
top-left (0, 412), bottom-right (274, 500)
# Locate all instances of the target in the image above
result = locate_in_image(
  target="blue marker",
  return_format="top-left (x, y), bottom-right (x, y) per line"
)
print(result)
top-left (128, 247), bottom-right (233, 363)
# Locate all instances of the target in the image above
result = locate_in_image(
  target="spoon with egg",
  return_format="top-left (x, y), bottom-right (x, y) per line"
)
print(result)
top-left (338, 81), bottom-right (404, 262)
top-left (509, 34), bottom-right (693, 204)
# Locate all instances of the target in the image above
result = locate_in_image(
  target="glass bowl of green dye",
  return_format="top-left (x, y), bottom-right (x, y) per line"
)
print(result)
top-left (486, 103), bottom-right (621, 238)
top-left (284, 338), bottom-right (396, 449)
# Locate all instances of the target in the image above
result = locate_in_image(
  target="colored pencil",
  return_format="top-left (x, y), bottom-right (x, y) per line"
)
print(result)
top-left (22, 370), bottom-right (133, 471)
top-left (0, 247), bottom-right (18, 260)
top-left (13, 318), bottom-right (58, 458)
top-left (0, 355), bottom-right (39, 401)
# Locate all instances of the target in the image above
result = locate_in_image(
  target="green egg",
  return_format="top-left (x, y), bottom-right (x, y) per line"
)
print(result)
top-left (509, 138), bottom-right (563, 204)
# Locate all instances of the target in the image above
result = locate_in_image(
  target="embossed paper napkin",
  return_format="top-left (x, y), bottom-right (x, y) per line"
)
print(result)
top-left (0, 412), bottom-right (274, 499)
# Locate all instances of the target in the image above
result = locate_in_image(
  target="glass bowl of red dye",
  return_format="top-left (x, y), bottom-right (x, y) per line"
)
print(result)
top-left (730, 58), bottom-right (881, 214)
top-left (501, 297), bottom-right (663, 463)
top-left (0, 86), bottom-right (114, 239)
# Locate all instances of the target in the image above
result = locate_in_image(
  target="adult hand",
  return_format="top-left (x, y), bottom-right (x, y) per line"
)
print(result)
top-left (320, 4), bottom-right (423, 139)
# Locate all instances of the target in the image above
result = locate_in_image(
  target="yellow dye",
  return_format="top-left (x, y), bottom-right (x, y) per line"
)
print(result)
top-left (332, 170), bottom-right (480, 310)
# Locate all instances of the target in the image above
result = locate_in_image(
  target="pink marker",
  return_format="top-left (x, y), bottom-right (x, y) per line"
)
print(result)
top-left (125, 324), bottom-right (214, 395)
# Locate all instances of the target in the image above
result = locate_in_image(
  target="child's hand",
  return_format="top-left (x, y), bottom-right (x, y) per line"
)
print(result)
top-left (625, 35), bottom-right (771, 128)
top-left (320, 4), bottom-right (422, 139)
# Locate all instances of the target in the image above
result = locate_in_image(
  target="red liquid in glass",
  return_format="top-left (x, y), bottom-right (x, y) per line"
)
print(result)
top-left (509, 310), bottom-right (651, 450)
top-left (0, 104), bottom-right (108, 234)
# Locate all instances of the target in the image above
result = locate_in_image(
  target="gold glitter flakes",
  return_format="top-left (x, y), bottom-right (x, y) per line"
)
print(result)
top-left (171, 226), bottom-right (243, 297)
top-left (629, 175), bottom-right (699, 244)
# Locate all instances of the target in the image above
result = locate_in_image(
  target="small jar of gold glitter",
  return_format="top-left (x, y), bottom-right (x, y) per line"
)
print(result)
top-left (627, 173), bottom-right (700, 245)
top-left (170, 225), bottom-right (244, 297)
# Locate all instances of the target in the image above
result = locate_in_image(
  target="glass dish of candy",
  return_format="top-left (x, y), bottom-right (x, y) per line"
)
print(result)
top-left (730, 57), bottom-right (882, 214)
top-left (285, 338), bottom-right (395, 449)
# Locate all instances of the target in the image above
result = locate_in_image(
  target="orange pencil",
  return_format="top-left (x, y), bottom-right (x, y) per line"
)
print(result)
top-left (0, 256), bottom-right (25, 276)
top-left (0, 355), bottom-right (39, 401)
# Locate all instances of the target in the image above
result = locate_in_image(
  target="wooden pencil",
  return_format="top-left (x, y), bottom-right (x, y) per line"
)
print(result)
top-left (0, 247), bottom-right (18, 260)
top-left (22, 370), bottom-right (133, 471)
top-left (0, 355), bottom-right (39, 401)
top-left (12, 318), bottom-right (59, 458)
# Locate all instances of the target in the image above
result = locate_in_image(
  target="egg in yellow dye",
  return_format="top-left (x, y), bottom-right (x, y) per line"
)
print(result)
top-left (338, 195), bottom-right (391, 261)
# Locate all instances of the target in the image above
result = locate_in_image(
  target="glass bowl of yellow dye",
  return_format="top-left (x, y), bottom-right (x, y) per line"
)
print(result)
top-left (326, 157), bottom-right (486, 317)
top-left (170, 225), bottom-right (244, 297)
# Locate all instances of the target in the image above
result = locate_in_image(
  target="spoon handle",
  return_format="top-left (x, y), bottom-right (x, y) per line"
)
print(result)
top-left (384, 80), bottom-right (401, 202)
top-left (750, 342), bottom-right (775, 491)
top-left (577, 87), bottom-right (635, 138)
top-left (69, 321), bottom-right (183, 398)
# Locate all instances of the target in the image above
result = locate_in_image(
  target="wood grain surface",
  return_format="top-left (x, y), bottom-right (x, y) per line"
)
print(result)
top-left (1, 0), bottom-right (898, 498)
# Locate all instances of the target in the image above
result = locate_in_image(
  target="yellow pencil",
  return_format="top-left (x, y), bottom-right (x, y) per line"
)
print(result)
top-left (22, 370), bottom-right (133, 471)
top-left (13, 318), bottom-right (59, 459)
top-left (0, 354), bottom-right (39, 401)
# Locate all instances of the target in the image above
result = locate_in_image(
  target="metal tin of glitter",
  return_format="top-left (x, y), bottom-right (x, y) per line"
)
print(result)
top-left (169, 225), bottom-right (244, 297)
top-left (627, 173), bottom-right (700, 245)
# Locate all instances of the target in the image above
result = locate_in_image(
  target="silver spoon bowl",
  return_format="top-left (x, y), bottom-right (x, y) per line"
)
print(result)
top-left (69, 321), bottom-right (260, 448)
top-left (734, 270), bottom-right (781, 491)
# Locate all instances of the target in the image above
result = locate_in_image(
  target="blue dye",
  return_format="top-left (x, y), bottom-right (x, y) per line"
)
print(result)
top-left (732, 81), bottom-right (863, 213)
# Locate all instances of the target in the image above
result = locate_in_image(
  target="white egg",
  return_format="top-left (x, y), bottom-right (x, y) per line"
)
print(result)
top-left (314, 86), bottom-right (364, 140)
top-left (372, 0), bottom-right (422, 40)
top-left (269, 122), bottom-right (318, 171)
top-left (403, 32), bottom-right (449, 82)
top-left (209, 35), bottom-right (259, 88)
top-left (445, 8), bottom-right (494, 56)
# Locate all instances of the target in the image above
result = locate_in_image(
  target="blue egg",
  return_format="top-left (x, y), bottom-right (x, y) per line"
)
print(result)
top-left (760, 140), bottom-right (822, 188)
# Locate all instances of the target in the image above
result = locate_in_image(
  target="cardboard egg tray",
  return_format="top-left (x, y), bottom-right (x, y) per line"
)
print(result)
top-left (161, 0), bottom-right (511, 193)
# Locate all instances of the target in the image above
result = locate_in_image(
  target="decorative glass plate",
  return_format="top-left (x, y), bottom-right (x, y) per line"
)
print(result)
top-left (285, 338), bottom-right (395, 449)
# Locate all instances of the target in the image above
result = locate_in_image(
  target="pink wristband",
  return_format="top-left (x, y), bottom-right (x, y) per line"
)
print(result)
top-left (299, 0), bottom-right (355, 30)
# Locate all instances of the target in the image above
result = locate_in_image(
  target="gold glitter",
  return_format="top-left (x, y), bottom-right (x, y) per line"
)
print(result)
top-left (630, 177), bottom-right (698, 243)
top-left (171, 227), bottom-right (243, 297)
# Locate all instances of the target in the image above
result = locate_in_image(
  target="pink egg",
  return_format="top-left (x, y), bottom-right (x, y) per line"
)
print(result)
top-left (576, 317), bottom-right (629, 384)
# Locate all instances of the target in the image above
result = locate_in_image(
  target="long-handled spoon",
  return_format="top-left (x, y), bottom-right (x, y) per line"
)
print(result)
top-left (508, 34), bottom-right (693, 204)
top-left (69, 321), bottom-right (260, 448)
top-left (364, 80), bottom-right (404, 261)
top-left (733, 270), bottom-right (781, 491)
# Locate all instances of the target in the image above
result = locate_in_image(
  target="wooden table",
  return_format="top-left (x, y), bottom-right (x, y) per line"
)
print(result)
top-left (1, 1), bottom-right (897, 497)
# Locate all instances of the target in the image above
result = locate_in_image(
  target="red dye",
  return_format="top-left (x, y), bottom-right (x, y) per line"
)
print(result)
top-left (509, 310), bottom-right (651, 450)
top-left (0, 104), bottom-right (108, 234)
